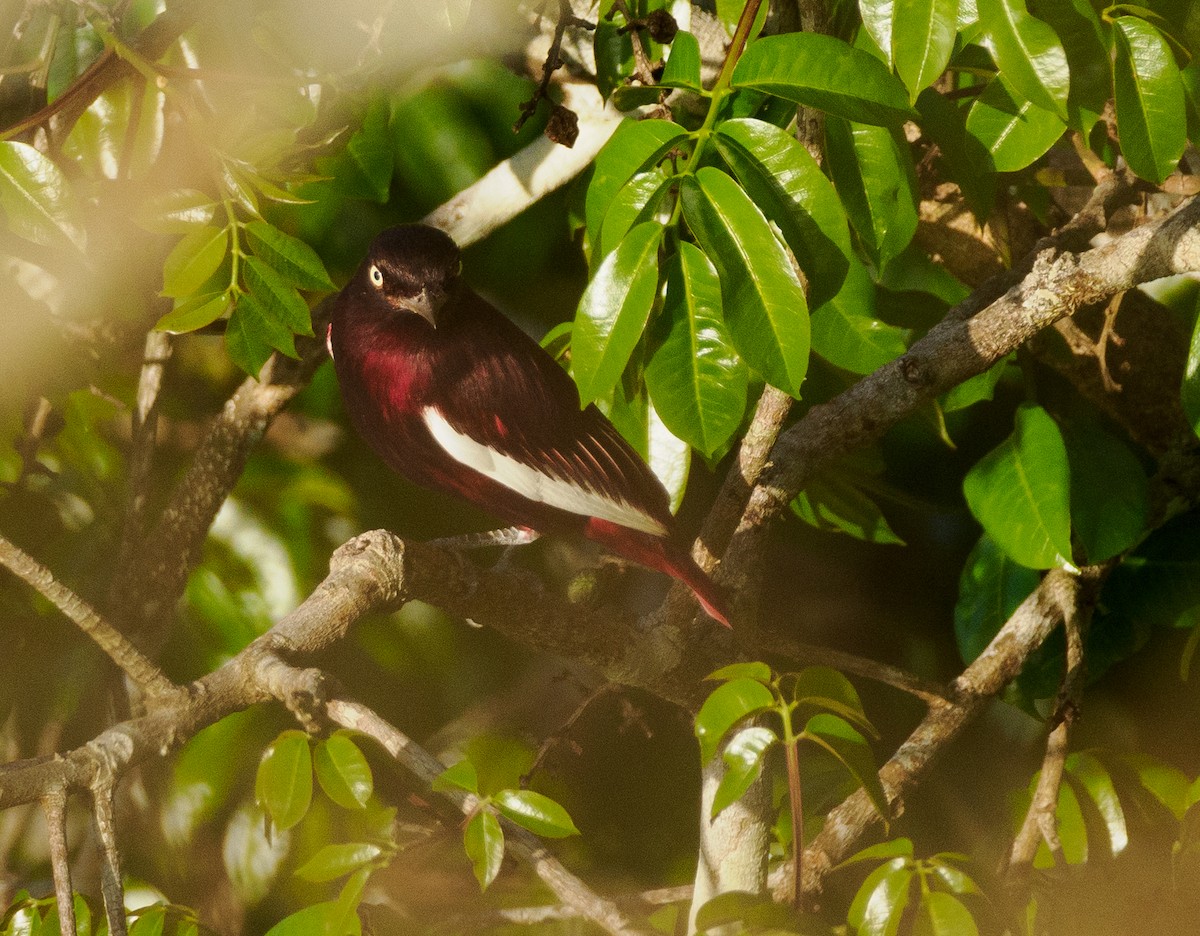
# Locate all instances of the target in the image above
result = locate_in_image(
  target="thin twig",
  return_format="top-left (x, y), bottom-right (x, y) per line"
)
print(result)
top-left (514, 0), bottom-right (594, 136)
top-left (523, 682), bottom-right (616, 785)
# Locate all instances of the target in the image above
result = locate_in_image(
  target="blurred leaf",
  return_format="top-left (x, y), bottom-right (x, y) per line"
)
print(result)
top-left (465, 809), bottom-right (504, 890)
top-left (825, 117), bottom-right (918, 271)
top-left (1122, 752), bottom-right (1191, 820)
top-left (163, 711), bottom-right (260, 846)
top-left (646, 242), bottom-right (748, 456)
top-left (962, 404), bottom-right (1073, 569)
top-left (161, 227), bottom-right (230, 299)
top-left (242, 256), bottom-right (315, 336)
top-left (390, 84), bottom-right (494, 209)
top-left (954, 533), bottom-right (1041, 665)
top-left (714, 117), bottom-right (851, 308)
top-left (295, 843), bottom-right (384, 883)
top-left (693, 890), bottom-right (801, 933)
top-left (585, 118), bottom-right (686, 245)
top-left (1113, 16), bottom-right (1188, 183)
top-left (1025, 774), bottom-right (1086, 867)
top-left (847, 857), bottom-right (913, 936)
top-left (572, 220), bottom-right (663, 403)
top-left (345, 98), bottom-right (393, 203)
top-left (838, 839), bottom-right (915, 869)
top-left (793, 470), bottom-right (905, 545)
top-left (913, 891), bottom-right (979, 936)
top-left (1064, 423), bottom-right (1149, 564)
top-left (255, 730), bottom-right (313, 832)
top-left (965, 75), bottom-right (1067, 172)
top-left (712, 725), bottom-right (778, 818)
top-left (136, 189), bottom-right (218, 234)
top-left (695, 677), bottom-right (776, 764)
top-left (707, 661), bottom-right (774, 683)
top-left (244, 221), bottom-right (335, 291)
top-left (809, 257), bottom-right (907, 374)
top-left (493, 789), bottom-right (580, 838)
top-left (314, 733), bottom-right (373, 809)
top-left (156, 292), bottom-right (231, 335)
top-left (1067, 751), bottom-right (1129, 856)
top-left (64, 78), bottom-right (165, 181)
top-left (792, 667), bottom-right (878, 738)
top-left (263, 900), bottom-right (355, 936)
top-left (979, 0), bottom-right (1070, 118)
top-left (731, 33), bottom-right (916, 125)
top-left (433, 759), bottom-right (479, 794)
top-left (802, 713), bottom-right (888, 818)
top-left (223, 802), bottom-right (290, 906)
top-left (681, 167), bottom-right (810, 397)
top-left (926, 855), bottom-right (981, 894)
top-left (0, 141), bottom-right (85, 250)
top-left (660, 30), bottom-right (703, 90)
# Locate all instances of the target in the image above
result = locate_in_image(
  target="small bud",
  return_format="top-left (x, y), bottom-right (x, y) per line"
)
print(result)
top-left (545, 104), bottom-right (579, 148)
top-left (645, 9), bottom-right (678, 44)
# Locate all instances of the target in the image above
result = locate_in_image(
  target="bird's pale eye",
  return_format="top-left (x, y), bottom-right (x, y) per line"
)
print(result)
top-left (369, 265), bottom-right (384, 288)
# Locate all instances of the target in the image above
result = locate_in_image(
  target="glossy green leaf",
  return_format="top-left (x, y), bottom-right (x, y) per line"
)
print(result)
top-left (242, 256), bottom-right (315, 336)
top-left (681, 167), bottom-right (810, 396)
top-left (927, 855), bottom-right (981, 894)
top-left (1027, 0), bottom-right (1111, 133)
top-left (712, 725), bottom-right (778, 818)
top-left (255, 730), bottom-right (313, 832)
top-left (295, 843), bottom-right (383, 883)
top-left (129, 906), bottom-right (166, 936)
top-left (493, 789), bottom-right (580, 838)
top-left (585, 119), bottom-right (687, 245)
top-left (714, 117), bottom-right (852, 308)
top-left (802, 713), bottom-right (888, 818)
top-left (695, 677), bottom-right (776, 764)
top-left (792, 667), bottom-right (878, 738)
top-left (837, 838), bottom-right (915, 869)
top-left (731, 33), bottom-right (916, 126)
top-left (596, 167), bottom-right (673, 261)
top-left (942, 357), bottom-right (1011, 412)
top-left (706, 661), bottom-right (773, 684)
top-left (313, 733), bottom-right (373, 809)
top-left (465, 810), bottom-right (504, 890)
top-left (136, 189), bottom-right (219, 234)
top-left (161, 226), bottom-right (230, 299)
top-left (847, 857), bottom-right (913, 936)
top-left (810, 257), bottom-right (906, 373)
top-left (227, 291), bottom-right (298, 376)
top-left (979, 0), bottom-right (1070, 119)
top-left (660, 30), bottom-right (702, 90)
top-left (645, 242), bottom-right (747, 456)
top-left (862, 0), bottom-right (960, 100)
top-left (954, 533), bottom-right (1041, 665)
top-left (572, 220), bottom-right (663, 403)
top-left (1064, 423), bottom-right (1149, 564)
top-left (1187, 299), bottom-right (1200, 437)
top-left (156, 292), bottom-right (231, 335)
top-left (1114, 16), bottom-right (1188, 183)
top-left (433, 759), bottom-right (479, 794)
top-left (0, 141), bottom-right (85, 250)
top-left (1067, 752), bottom-right (1128, 856)
top-left (962, 404), bottom-right (1073, 569)
top-left (825, 117), bottom-right (918, 270)
top-left (913, 891), bottom-right (979, 936)
top-left (244, 221), bottom-right (334, 291)
top-left (965, 75), bottom-right (1067, 172)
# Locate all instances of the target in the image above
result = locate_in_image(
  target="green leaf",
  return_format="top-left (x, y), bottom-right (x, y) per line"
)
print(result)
top-left (706, 661), bottom-right (774, 684)
top-left (295, 843), bottom-right (384, 883)
top-left (0, 141), bottom-right (85, 250)
top-left (847, 857), bottom-right (913, 936)
top-left (926, 855), bottom-right (981, 894)
top-left (244, 221), bottom-right (335, 291)
top-left (242, 256), bottom-right (315, 336)
top-left (1066, 752), bottom-right (1128, 856)
top-left (712, 726), bottom-right (779, 818)
top-left (136, 189), bottom-right (218, 234)
top-left (660, 30), bottom-right (702, 90)
top-left (432, 759), bottom-right (479, 794)
top-left (916, 88), bottom-right (997, 217)
top-left (731, 33), bottom-right (917, 126)
top-left (942, 357), bottom-right (1011, 412)
top-left (346, 98), bottom-right (393, 203)
top-left (913, 891), bottom-right (979, 936)
top-left (226, 293), bottom-right (295, 377)
top-left (979, 0), bottom-right (1070, 119)
top-left (1122, 752), bottom-right (1190, 820)
top-left (155, 292), bottom-right (231, 335)
top-left (680, 167), bottom-right (810, 397)
top-left (1029, 774), bottom-right (1087, 867)
top-left (962, 404), bottom-right (1073, 569)
top-left (692, 890), bottom-right (800, 933)
top-left (263, 900), bottom-right (353, 936)
top-left (862, 0), bottom-right (960, 100)
top-left (954, 533), bottom-right (1041, 665)
top-left (965, 75), bottom-right (1067, 172)
top-left (572, 220), bottom-right (663, 403)
top-left (836, 838), bottom-right (914, 869)
top-left (825, 117), bottom-right (918, 270)
top-left (255, 730), bottom-right (313, 832)
top-left (464, 810), bottom-right (504, 890)
top-left (802, 713), bottom-right (888, 819)
top-left (596, 167), bottom-right (673, 261)
top-left (645, 242), bottom-right (748, 456)
top-left (493, 789), bottom-right (581, 838)
top-left (1113, 16), bottom-right (1188, 183)
top-left (585, 118), bottom-right (687, 245)
top-left (809, 257), bottom-right (907, 374)
top-left (1064, 423), bottom-right (1149, 564)
top-left (161, 226), bottom-right (230, 299)
top-left (713, 117), bottom-right (852, 308)
top-left (313, 733), bottom-right (374, 809)
top-left (695, 677), bottom-right (776, 764)
top-left (792, 666), bottom-right (878, 738)
top-left (1027, 0), bottom-right (1111, 133)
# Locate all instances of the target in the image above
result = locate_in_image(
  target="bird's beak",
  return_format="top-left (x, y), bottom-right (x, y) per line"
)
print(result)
top-left (399, 289), bottom-right (439, 328)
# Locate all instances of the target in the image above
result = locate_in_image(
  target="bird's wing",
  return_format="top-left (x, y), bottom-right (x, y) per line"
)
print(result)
top-left (421, 301), bottom-right (672, 537)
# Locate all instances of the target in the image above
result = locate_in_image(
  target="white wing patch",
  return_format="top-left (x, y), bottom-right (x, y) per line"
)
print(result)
top-left (422, 407), bottom-right (668, 537)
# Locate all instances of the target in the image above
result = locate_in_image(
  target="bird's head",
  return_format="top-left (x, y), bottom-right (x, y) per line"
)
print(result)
top-left (353, 224), bottom-right (462, 329)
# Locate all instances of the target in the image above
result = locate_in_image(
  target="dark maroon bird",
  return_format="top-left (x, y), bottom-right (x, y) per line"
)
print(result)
top-left (328, 224), bottom-right (730, 627)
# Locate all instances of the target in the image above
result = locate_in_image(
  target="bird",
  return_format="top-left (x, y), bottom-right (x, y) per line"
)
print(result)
top-left (327, 223), bottom-right (730, 627)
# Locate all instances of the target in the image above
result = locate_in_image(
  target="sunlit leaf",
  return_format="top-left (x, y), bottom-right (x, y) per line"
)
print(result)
top-left (1067, 752), bottom-right (1128, 856)
top-left (712, 725), bottom-right (778, 818)
top-left (695, 677), bottom-right (776, 764)
top-left (1113, 15), bottom-right (1188, 183)
top-left (465, 810), bottom-right (504, 890)
top-left (802, 713), bottom-right (888, 819)
top-left (979, 0), bottom-right (1070, 118)
top-left (913, 891), bottom-right (979, 936)
top-left (660, 30), bottom-right (703, 90)
top-left (295, 843), bottom-right (383, 883)
top-left (244, 221), bottom-right (335, 291)
top-left (809, 257), bottom-right (907, 374)
top-left (433, 759), bottom-right (479, 794)
top-left (0, 141), bottom-right (85, 250)
top-left (254, 730), bottom-right (313, 831)
top-left (847, 857), bottom-right (913, 936)
top-left (493, 789), bottom-right (581, 838)
top-left (313, 733), bottom-right (373, 809)
top-left (161, 227), bottom-right (230, 299)
top-left (965, 76), bottom-right (1067, 172)
top-left (585, 118), bottom-right (687, 245)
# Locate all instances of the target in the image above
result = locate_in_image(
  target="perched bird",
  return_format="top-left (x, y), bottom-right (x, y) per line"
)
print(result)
top-left (328, 224), bottom-right (730, 627)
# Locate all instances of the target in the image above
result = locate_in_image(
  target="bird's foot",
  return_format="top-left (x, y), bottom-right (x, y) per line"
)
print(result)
top-left (428, 526), bottom-right (541, 550)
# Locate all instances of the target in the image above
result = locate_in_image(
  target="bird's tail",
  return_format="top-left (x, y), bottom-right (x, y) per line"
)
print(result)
top-left (584, 519), bottom-right (731, 627)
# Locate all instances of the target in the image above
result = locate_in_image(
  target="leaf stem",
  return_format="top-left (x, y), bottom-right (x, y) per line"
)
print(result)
top-left (782, 704), bottom-right (804, 909)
